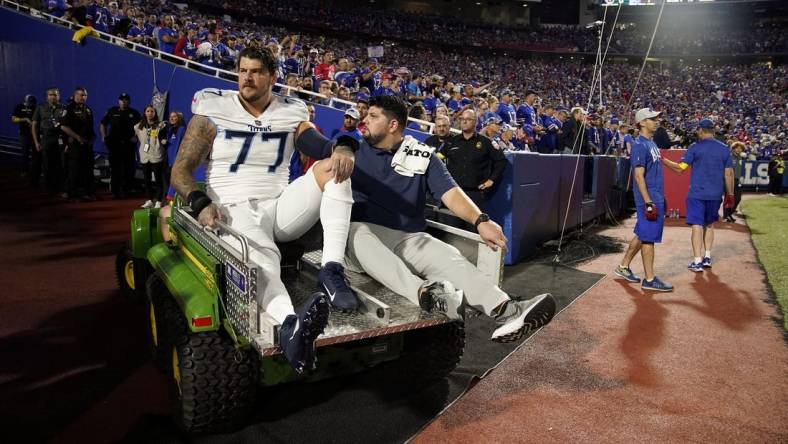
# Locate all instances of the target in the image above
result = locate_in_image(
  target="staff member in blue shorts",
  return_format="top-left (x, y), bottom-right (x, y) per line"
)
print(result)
top-left (614, 108), bottom-right (673, 292)
top-left (662, 119), bottom-right (734, 272)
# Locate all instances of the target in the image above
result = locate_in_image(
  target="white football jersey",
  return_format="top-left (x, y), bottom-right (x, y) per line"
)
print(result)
top-left (191, 88), bottom-right (308, 204)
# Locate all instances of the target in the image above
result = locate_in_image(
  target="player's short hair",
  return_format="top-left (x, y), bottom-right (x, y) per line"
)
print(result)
top-left (74, 86), bottom-right (87, 93)
top-left (369, 95), bottom-right (408, 133)
top-left (46, 87), bottom-right (59, 94)
top-left (236, 47), bottom-right (278, 75)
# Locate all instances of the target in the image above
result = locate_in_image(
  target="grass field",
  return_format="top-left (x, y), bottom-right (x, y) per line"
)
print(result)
top-left (743, 196), bottom-right (788, 330)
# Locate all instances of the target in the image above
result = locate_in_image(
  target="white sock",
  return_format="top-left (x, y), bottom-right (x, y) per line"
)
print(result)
top-left (694, 257), bottom-right (702, 264)
top-left (704, 251), bottom-right (711, 258)
top-left (320, 179), bottom-right (353, 266)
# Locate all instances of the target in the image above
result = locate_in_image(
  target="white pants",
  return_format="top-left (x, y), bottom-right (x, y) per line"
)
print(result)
top-left (345, 222), bottom-right (509, 316)
top-left (220, 169), bottom-right (324, 323)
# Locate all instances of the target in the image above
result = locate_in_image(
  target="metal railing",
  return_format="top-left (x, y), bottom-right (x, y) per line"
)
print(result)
top-left (3, 0), bottom-right (451, 135)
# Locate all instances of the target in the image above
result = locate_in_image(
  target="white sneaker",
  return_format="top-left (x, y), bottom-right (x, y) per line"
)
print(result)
top-left (141, 200), bottom-right (154, 208)
top-left (154, 201), bottom-right (161, 208)
top-left (491, 293), bottom-right (556, 342)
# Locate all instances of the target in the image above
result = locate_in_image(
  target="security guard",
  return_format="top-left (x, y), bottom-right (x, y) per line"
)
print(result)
top-left (60, 87), bottom-right (96, 201)
top-left (439, 109), bottom-right (506, 211)
top-left (11, 94), bottom-right (37, 182)
top-left (31, 87), bottom-right (67, 196)
top-left (100, 92), bottom-right (141, 198)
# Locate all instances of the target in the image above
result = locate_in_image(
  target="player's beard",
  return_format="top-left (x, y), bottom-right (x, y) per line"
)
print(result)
top-left (240, 84), bottom-right (266, 104)
top-left (363, 127), bottom-right (384, 147)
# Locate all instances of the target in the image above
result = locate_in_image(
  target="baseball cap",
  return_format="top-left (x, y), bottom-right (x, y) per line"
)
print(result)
top-left (356, 92), bottom-right (370, 103)
top-left (697, 118), bottom-right (715, 130)
top-left (484, 115), bottom-right (502, 126)
top-left (502, 123), bottom-right (516, 133)
top-left (501, 89), bottom-right (512, 97)
top-left (634, 107), bottom-right (661, 123)
top-left (368, 57), bottom-right (378, 64)
top-left (344, 107), bottom-right (361, 120)
top-left (309, 48), bottom-right (319, 54)
top-left (118, 92), bottom-right (131, 101)
top-left (610, 117), bottom-right (620, 125)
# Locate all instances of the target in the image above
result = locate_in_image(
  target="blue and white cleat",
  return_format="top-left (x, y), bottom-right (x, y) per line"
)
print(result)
top-left (641, 277), bottom-right (674, 292)
top-left (279, 292), bottom-right (331, 374)
top-left (688, 262), bottom-right (704, 273)
top-left (318, 262), bottom-right (359, 312)
top-left (614, 266), bottom-right (641, 283)
top-left (701, 257), bottom-right (712, 268)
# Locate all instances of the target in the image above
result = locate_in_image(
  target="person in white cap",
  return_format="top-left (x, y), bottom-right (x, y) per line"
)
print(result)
top-left (329, 107), bottom-right (363, 141)
top-left (614, 108), bottom-right (674, 292)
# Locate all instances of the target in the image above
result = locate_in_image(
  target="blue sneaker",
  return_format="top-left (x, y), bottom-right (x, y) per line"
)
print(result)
top-left (641, 277), bottom-right (674, 292)
top-left (702, 257), bottom-right (712, 268)
top-left (614, 266), bottom-right (641, 283)
top-left (278, 292), bottom-right (330, 374)
top-left (687, 262), bottom-right (704, 273)
top-left (318, 262), bottom-right (358, 312)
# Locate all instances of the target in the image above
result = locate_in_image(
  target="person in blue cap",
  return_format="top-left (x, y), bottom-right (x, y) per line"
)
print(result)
top-left (662, 118), bottom-right (734, 272)
top-left (614, 108), bottom-right (674, 292)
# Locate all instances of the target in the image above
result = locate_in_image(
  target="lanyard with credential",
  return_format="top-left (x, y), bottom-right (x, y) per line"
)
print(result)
top-left (143, 127), bottom-right (152, 152)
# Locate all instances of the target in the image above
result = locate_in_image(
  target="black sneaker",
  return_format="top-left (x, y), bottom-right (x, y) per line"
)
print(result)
top-left (278, 292), bottom-right (331, 374)
top-left (418, 281), bottom-right (465, 321)
top-left (317, 262), bottom-right (358, 312)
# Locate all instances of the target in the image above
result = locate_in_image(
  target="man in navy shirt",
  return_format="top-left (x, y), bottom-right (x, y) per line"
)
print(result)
top-left (345, 95), bottom-right (556, 342)
top-left (614, 108), bottom-right (673, 292)
top-left (662, 119), bottom-right (734, 271)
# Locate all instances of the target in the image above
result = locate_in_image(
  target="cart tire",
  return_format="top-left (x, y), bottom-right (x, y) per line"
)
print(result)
top-left (146, 274), bottom-right (188, 373)
top-left (170, 330), bottom-right (259, 434)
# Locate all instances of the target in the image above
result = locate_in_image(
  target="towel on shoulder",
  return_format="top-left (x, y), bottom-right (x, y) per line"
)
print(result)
top-left (391, 135), bottom-right (435, 177)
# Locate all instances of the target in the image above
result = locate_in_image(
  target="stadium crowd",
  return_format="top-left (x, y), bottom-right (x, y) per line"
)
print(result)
top-left (28, 0), bottom-right (786, 160)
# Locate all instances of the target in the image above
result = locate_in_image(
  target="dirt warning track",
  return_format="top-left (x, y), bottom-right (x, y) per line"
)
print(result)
top-left (414, 213), bottom-right (788, 443)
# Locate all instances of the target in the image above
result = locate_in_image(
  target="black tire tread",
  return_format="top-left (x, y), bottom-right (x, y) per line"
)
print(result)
top-left (115, 241), bottom-right (135, 299)
top-left (147, 274), bottom-right (188, 372)
top-left (172, 331), bottom-right (259, 434)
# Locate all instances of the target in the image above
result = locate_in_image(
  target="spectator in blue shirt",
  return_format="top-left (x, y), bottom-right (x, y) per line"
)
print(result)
top-left (86, 0), bottom-right (110, 33)
top-left (157, 16), bottom-right (178, 54)
top-left (615, 108), bottom-right (673, 292)
top-left (345, 95), bottom-right (557, 341)
top-left (496, 89), bottom-right (517, 124)
top-left (160, 111), bottom-right (185, 200)
top-left (538, 104), bottom-right (561, 153)
top-left (662, 119), bottom-right (734, 271)
top-left (329, 107), bottom-right (363, 141)
top-left (44, 0), bottom-right (68, 18)
top-left (516, 90), bottom-right (544, 141)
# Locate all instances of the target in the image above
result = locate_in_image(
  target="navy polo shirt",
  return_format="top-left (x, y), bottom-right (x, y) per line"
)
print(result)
top-left (682, 138), bottom-right (733, 201)
top-left (351, 139), bottom-right (458, 233)
top-left (630, 135), bottom-right (664, 206)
